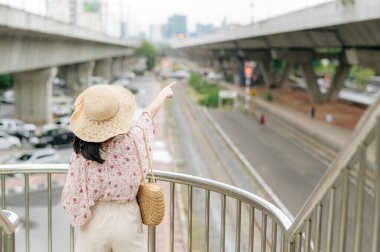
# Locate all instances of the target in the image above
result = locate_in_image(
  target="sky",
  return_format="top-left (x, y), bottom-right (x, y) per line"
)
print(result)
top-left (126, 0), bottom-right (332, 35)
top-left (0, 0), bottom-right (332, 35)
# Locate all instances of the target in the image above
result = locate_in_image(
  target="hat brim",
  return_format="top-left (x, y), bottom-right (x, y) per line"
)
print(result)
top-left (70, 85), bottom-right (136, 143)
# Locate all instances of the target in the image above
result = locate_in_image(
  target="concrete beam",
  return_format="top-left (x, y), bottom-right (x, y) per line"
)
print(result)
top-left (346, 49), bottom-right (380, 72)
top-left (258, 61), bottom-right (273, 87)
top-left (278, 62), bottom-right (294, 88)
top-left (301, 63), bottom-right (324, 103)
top-left (326, 62), bottom-right (351, 102)
top-left (271, 50), bottom-right (313, 64)
top-left (12, 67), bottom-right (57, 124)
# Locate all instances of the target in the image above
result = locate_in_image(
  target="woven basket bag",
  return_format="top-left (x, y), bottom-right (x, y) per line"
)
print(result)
top-left (132, 126), bottom-right (165, 226)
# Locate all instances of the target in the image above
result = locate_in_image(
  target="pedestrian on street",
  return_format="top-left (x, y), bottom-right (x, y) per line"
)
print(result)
top-left (309, 106), bottom-right (316, 119)
top-left (259, 112), bottom-right (266, 130)
top-left (61, 82), bottom-right (175, 252)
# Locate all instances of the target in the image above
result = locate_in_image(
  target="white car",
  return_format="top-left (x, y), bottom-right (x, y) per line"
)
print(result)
top-left (0, 132), bottom-right (21, 150)
top-left (0, 119), bottom-right (37, 139)
top-left (206, 72), bottom-right (224, 81)
top-left (1, 90), bottom-right (15, 104)
top-left (113, 78), bottom-right (130, 88)
top-left (7, 149), bottom-right (60, 164)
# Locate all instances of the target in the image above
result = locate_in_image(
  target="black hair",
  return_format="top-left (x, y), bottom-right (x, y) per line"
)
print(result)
top-left (73, 137), bottom-right (105, 164)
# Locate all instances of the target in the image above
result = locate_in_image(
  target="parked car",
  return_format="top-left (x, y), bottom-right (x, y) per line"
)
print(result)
top-left (206, 72), bottom-right (224, 81)
top-left (1, 90), bottom-right (15, 104)
top-left (0, 119), bottom-right (37, 140)
top-left (0, 132), bottom-right (21, 150)
top-left (7, 148), bottom-right (60, 164)
top-left (113, 78), bottom-right (130, 88)
top-left (173, 70), bottom-right (190, 79)
top-left (90, 76), bottom-right (108, 85)
top-left (32, 128), bottom-right (74, 148)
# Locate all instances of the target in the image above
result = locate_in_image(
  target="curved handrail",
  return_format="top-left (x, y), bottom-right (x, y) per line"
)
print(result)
top-left (0, 164), bottom-right (291, 230)
top-left (0, 210), bottom-right (20, 235)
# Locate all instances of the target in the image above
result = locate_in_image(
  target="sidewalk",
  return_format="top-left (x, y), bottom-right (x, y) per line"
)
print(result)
top-left (217, 81), bottom-right (353, 151)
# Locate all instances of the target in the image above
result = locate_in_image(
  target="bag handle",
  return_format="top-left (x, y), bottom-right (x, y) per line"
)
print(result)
top-left (131, 125), bottom-right (155, 184)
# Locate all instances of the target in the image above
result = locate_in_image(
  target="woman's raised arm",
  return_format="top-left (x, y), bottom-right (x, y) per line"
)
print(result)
top-left (146, 81), bottom-right (175, 118)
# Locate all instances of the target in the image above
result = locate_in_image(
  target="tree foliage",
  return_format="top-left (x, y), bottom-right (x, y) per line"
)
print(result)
top-left (0, 74), bottom-right (12, 88)
top-left (135, 40), bottom-right (157, 71)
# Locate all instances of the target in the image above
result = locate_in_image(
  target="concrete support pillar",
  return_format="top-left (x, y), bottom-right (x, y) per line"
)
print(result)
top-left (278, 62), bottom-right (294, 88)
top-left (258, 60), bottom-right (273, 87)
top-left (301, 63), bottom-right (324, 103)
top-left (12, 67), bottom-right (57, 124)
top-left (325, 62), bottom-right (351, 102)
top-left (111, 58), bottom-right (123, 80)
top-left (94, 58), bottom-right (112, 82)
top-left (64, 61), bottom-right (94, 95)
top-left (77, 61), bottom-right (95, 90)
top-left (66, 65), bottom-right (79, 95)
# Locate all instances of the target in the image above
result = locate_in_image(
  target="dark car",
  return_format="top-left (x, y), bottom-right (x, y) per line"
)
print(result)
top-left (34, 128), bottom-right (74, 148)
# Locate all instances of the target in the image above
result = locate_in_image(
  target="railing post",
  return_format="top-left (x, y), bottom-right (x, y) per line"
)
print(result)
top-left (148, 226), bottom-right (156, 252)
top-left (372, 117), bottom-right (380, 252)
top-left (170, 182), bottom-right (175, 252)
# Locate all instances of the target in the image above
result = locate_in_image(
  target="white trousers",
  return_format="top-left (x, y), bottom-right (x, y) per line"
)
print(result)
top-left (76, 199), bottom-right (146, 252)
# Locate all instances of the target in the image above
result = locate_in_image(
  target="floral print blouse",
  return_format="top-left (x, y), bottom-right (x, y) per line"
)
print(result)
top-left (61, 112), bottom-right (155, 226)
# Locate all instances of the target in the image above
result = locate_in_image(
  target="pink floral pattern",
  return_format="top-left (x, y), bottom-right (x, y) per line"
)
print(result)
top-left (61, 112), bottom-right (156, 226)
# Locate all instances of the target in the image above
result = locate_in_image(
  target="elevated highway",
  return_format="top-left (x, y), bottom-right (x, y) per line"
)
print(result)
top-left (174, 0), bottom-right (380, 103)
top-left (0, 4), bottom-right (136, 124)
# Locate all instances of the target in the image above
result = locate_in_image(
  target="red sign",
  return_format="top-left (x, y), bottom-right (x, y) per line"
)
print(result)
top-left (244, 61), bottom-right (254, 79)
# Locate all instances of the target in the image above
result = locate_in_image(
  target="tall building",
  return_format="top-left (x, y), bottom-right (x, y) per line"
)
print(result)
top-left (196, 23), bottom-right (217, 36)
top-left (47, 0), bottom-right (129, 38)
top-left (162, 14), bottom-right (187, 39)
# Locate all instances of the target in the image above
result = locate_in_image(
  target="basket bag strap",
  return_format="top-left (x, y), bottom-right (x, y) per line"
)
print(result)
top-left (131, 125), bottom-right (155, 184)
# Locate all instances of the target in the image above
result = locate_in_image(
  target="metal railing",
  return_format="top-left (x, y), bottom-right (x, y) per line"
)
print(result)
top-left (0, 165), bottom-right (291, 252)
top-left (285, 93), bottom-right (380, 251)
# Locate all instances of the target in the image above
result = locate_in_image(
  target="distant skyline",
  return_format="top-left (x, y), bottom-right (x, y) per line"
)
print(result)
top-left (127, 0), bottom-right (332, 35)
top-left (0, 0), bottom-right (332, 36)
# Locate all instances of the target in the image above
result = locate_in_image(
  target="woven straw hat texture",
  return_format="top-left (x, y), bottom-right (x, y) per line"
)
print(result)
top-left (137, 183), bottom-right (165, 226)
top-left (70, 84), bottom-right (136, 142)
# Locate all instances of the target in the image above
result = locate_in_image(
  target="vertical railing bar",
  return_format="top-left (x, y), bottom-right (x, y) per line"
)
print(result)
top-left (220, 194), bottom-right (226, 252)
top-left (315, 204), bottom-right (323, 252)
top-left (326, 187), bottom-right (336, 252)
top-left (248, 206), bottom-right (255, 252)
top-left (281, 233), bottom-right (286, 252)
top-left (288, 241), bottom-right (295, 252)
top-left (25, 174), bottom-right (30, 252)
top-left (372, 116), bottom-right (380, 252)
top-left (261, 213), bottom-right (267, 252)
top-left (187, 186), bottom-right (192, 252)
top-left (353, 145), bottom-right (366, 252)
top-left (305, 220), bottom-right (312, 252)
top-left (47, 173), bottom-right (52, 252)
top-left (148, 226), bottom-right (156, 252)
top-left (1, 175), bottom-right (6, 209)
top-left (70, 226), bottom-right (74, 252)
top-left (235, 200), bottom-right (241, 252)
top-left (170, 182), bottom-right (175, 252)
top-left (204, 189), bottom-right (210, 252)
top-left (295, 233), bottom-right (302, 252)
top-left (271, 222), bottom-right (277, 252)
top-left (338, 169), bottom-right (349, 252)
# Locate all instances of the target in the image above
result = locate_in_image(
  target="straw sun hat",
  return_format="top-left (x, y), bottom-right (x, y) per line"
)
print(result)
top-left (70, 84), bottom-right (136, 143)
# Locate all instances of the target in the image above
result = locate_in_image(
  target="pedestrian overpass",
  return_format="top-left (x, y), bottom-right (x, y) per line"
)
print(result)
top-left (173, 0), bottom-right (380, 104)
top-left (0, 77), bottom-right (379, 252)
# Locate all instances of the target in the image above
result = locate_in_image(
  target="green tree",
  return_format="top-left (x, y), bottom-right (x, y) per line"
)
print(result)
top-left (0, 74), bottom-right (12, 88)
top-left (135, 40), bottom-right (157, 71)
top-left (349, 66), bottom-right (374, 91)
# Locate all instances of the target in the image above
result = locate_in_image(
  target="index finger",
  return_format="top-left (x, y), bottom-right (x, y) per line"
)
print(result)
top-left (167, 81), bottom-right (176, 87)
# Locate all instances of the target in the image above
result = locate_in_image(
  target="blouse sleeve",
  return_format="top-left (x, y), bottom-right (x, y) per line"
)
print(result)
top-left (61, 153), bottom-right (92, 226)
top-left (128, 111), bottom-right (156, 179)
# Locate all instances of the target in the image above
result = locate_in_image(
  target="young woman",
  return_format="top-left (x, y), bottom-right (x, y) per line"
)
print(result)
top-left (62, 82), bottom-right (175, 252)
